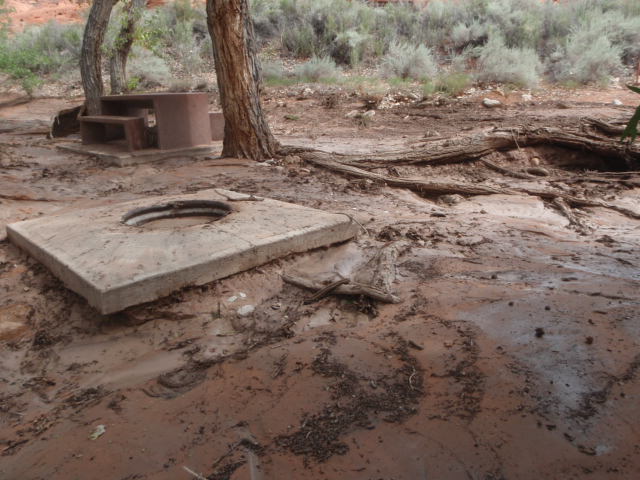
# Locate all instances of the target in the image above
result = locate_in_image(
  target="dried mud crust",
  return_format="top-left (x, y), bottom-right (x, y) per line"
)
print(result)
top-left (0, 88), bottom-right (640, 479)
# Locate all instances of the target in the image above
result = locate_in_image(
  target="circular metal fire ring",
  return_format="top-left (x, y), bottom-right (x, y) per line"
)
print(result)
top-left (122, 200), bottom-right (232, 227)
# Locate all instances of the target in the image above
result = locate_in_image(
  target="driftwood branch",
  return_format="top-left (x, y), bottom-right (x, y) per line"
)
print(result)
top-left (552, 197), bottom-right (592, 234)
top-left (280, 122), bottom-right (640, 170)
top-left (282, 275), bottom-right (401, 303)
top-left (287, 149), bottom-right (640, 220)
top-left (479, 157), bottom-right (535, 179)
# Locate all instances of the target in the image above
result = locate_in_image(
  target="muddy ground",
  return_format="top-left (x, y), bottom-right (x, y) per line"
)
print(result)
top-left (0, 85), bottom-right (639, 480)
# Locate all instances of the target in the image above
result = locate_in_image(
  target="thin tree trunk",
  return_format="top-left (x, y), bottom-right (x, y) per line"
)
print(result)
top-left (81, 0), bottom-right (119, 115)
top-left (206, 0), bottom-right (278, 160)
top-left (109, 0), bottom-right (147, 94)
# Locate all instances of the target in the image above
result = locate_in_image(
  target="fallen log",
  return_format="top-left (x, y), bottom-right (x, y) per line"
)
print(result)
top-left (280, 122), bottom-right (640, 170)
top-left (289, 150), bottom-right (640, 220)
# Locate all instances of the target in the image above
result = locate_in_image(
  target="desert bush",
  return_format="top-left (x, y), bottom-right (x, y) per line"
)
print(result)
top-left (127, 46), bottom-right (172, 89)
top-left (0, 21), bottom-right (83, 93)
top-left (547, 11), bottom-right (626, 85)
top-left (260, 59), bottom-right (298, 85)
top-left (295, 56), bottom-right (340, 82)
top-left (381, 42), bottom-right (437, 81)
top-left (438, 72), bottom-right (473, 96)
top-left (473, 35), bottom-right (542, 87)
top-left (0, 0), bottom-right (11, 38)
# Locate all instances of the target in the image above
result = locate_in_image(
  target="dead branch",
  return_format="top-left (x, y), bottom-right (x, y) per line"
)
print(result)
top-left (353, 241), bottom-right (405, 293)
top-left (280, 122), bottom-right (640, 170)
top-left (479, 158), bottom-right (535, 179)
top-left (552, 197), bottom-right (592, 234)
top-left (582, 117), bottom-right (626, 136)
top-left (289, 150), bottom-right (640, 220)
top-left (282, 274), bottom-right (401, 304)
top-left (304, 278), bottom-right (350, 304)
top-left (0, 97), bottom-right (31, 110)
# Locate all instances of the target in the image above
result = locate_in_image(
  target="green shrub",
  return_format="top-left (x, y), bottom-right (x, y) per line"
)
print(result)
top-left (547, 11), bottom-right (626, 85)
top-left (473, 35), bottom-right (542, 88)
top-left (0, 21), bottom-right (83, 93)
top-left (381, 42), bottom-right (437, 81)
top-left (437, 72), bottom-right (473, 96)
top-left (295, 55), bottom-right (341, 82)
top-left (0, 0), bottom-right (11, 38)
top-left (127, 46), bottom-right (171, 88)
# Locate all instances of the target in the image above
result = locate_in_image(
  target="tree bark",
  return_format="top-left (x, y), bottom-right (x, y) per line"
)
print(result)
top-left (206, 0), bottom-right (278, 160)
top-left (109, 0), bottom-right (147, 95)
top-left (81, 0), bottom-right (119, 115)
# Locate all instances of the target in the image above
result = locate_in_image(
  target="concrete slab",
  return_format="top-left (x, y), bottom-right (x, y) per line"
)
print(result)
top-left (6, 189), bottom-right (359, 314)
top-left (57, 142), bottom-right (220, 167)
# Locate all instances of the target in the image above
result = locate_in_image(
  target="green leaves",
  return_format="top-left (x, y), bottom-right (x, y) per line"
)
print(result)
top-left (621, 85), bottom-right (640, 143)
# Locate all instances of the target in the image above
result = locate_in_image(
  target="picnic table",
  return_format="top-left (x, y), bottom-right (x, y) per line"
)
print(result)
top-left (80, 92), bottom-right (214, 151)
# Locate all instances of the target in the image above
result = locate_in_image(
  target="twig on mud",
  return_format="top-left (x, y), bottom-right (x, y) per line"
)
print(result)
top-left (409, 367), bottom-right (417, 390)
top-left (0, 194), bottom-right (58, 202)
top-left (282, 274), bottom-right (401, 303)
top-left (479, 157), bottom-right (535, 179)
top-left (183, 466), bottom-right (207, 480)
top-left (338, 213), bottom-right (369, 235)
top-left (304, 278), bottom-right (350, 304)
top-left (552, 197), bottom-right (592, 234)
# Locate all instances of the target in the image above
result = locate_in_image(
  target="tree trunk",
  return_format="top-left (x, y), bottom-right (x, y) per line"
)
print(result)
top-left (81, 0), bottom-right (119, 115)
top-left (109, 0), bottom-right (147, 95)
top-left (206, 0), bottom-right (278, 160)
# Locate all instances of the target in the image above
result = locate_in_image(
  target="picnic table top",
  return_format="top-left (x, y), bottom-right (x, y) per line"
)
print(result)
top-left (100, 92), bottom-right (208, 102)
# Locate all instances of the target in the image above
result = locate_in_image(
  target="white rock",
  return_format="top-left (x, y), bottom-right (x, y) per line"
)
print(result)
top-left (238, 292), bottom-right (247, 298)
top-left (362, 110), bottom-right (375, 118)
top-left (482, 98), bottom-right (501, 108)
top-left (227, 295), bottom-right (238, 303)
top-left (345, 110), bottom-right (360, 118)
top-left (237, 305), bottom-right (255, 317)
top-left (612, 99), bottom-right (623, 106)
top-left (522, 93), bottom-right (533, 102)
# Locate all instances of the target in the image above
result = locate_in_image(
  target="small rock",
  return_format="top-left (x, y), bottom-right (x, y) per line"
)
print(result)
top-left (612, 99), bottom-right (623, 106)
top-left (227, 295), bottom-right (238, 303)
top-left (535, 327), bottom-right (545, 338)
top-left (439, 194), bottom-right (464, 206)
top-left (530, 157), bottom-right (541, 166)
top-left (522, 93), bottom-right (533, 102)
top-left (585, 336), bottom-right (594, 345)
top-left (283, 155), bottom-right (302, 166)
top-left (89, 425), bottom-right (106, 441)
top-left (457, 235), bottom-right (485, 247)
top-left (482, 98), bottom-right (501, 108)
top-left (362, 110), bottom-right (375, 119)
top-left (237, 305), bottom-right (255, 317)
top-left (345, 110), bottom-right (360, 119)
